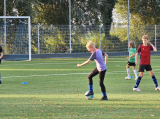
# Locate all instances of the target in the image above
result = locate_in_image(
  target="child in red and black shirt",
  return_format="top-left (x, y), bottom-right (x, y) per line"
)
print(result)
top-left (133, 35), bottom-right (160, 91)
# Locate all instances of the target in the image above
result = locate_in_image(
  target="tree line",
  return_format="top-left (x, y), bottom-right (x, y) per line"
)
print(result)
top-left (0, 0), bottom-right (160, 54)
top-left (0, 0), bottom-right (116, 37)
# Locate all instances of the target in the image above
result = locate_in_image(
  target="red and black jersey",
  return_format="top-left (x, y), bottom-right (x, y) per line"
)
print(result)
top-left (137, 45), bottom-right (153, 65)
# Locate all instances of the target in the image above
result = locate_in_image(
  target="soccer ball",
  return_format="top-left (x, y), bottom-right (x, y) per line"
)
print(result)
top-left (85, 91), bottom-right (94, 100)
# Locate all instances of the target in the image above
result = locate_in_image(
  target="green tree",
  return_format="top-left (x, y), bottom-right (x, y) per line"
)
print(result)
top-left (99, 0), bottom-right (117, 37)
top-left (43, 29), bottom-right (69, 53)
top-left (71, 0), bottom-right (117, 37)
top-left (115, 0), bottom-right (160, 25)
top-left (35, 0), bottom-right (69, 25)
top-left (0, 0), bottom-right (39, 54)
top-left (36, 0), bottom-right (117, 27)
top-left (0, 0), bottom-right (39, 22)
top-left (113, 0), bottom-right (160, 47)
top-left (0, 0), bottom-right (14, 16)
top-left (34, 0), bottom-right (117, 53)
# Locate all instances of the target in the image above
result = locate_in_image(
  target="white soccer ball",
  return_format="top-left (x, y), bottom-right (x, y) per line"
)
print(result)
top-left (85, 91), bottom-right (94, 100)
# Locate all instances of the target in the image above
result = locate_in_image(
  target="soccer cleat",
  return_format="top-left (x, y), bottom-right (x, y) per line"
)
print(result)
top-left (133, 87), bottom-right (142, 91)
top-left (125, 76), bottom-right (131, 80)
top-left (99, 96), bottom-right (108, 101)
top-left (135, 77), bottom-right (138, 80)
top-left (85, 91), bottom-right (94, 96)
top-left (155, 86), bottom-right (160, 90)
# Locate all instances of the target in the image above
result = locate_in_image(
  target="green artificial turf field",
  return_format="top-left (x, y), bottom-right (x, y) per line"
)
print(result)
top-left (0, 56), bottom-right (160, 119)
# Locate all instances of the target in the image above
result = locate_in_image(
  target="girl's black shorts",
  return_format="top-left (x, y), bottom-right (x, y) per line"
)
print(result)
top-left (127, 61), bottom-right (136, 66)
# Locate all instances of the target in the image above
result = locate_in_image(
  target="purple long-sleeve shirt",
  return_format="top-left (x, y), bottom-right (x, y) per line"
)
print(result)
top-left (89, 49), bottom-right (107, 71)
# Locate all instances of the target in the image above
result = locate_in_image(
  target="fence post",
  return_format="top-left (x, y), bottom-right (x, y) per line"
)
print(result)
top-left (4, 24), bottom-right (7, 54)
top-left (38, 24), bottom-right (40, 54)
top-left (155, 25), bottom-right (157, 48)
top-left (69, 25), bottom-right (72, 53)
top-left (99, 25), bottom-right (101, 49)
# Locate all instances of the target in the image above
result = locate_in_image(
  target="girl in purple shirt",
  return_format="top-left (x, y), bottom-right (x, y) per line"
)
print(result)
top-left (77, 41), bottom-right (108, 100)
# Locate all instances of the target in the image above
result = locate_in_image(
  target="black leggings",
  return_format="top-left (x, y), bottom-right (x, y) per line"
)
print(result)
top-left (88, 68), bottom-right (106, 93)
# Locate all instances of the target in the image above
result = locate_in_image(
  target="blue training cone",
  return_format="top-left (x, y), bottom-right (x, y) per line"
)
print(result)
top-left (130, 76), bottom-right (133, 78)
top-left (22, 82), bottom-right (27, 84)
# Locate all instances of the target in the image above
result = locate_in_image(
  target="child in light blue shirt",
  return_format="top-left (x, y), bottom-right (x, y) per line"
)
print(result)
top-left (77, 41), bottom-right (108, 100)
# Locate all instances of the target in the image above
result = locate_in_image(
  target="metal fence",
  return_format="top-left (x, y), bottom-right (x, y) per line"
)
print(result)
top-left (1, 24), bottom-right (160, 60)
top-left (31, 24), bottom-right (160, 55)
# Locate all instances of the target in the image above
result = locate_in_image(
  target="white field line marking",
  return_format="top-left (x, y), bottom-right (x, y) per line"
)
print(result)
top-left (1, 62), bottom-right (76, 66)
top-left (3, 69), bottom-right (160, 79)
top-left (0, 71), bottom-right (135, 79)
top-left (2, 69), bottom-right (160, 79)
top-left (1, 59), bottom-right (160, 66)
top-left (2, 73), bottom-right (88, 79)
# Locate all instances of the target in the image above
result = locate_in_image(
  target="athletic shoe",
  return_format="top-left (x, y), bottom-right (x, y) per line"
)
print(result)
top-left (125, 76), bottom-right (131, 80)
top-left (99, 96), bottom-right (108, 101)
top-left (155, 86), bottom-right (160, 90)
top-left (133, 87), bottom-right (142, 91)
top-left (85, 91), bottom-right (94, 96)
top-left (135, 77), bottom-right (138, 80)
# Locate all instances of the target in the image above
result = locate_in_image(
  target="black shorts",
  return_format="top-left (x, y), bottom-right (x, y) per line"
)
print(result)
top-left (127, 61), bottom-right (136, 66)
top-left (139, 65), bottom-right (152, 72)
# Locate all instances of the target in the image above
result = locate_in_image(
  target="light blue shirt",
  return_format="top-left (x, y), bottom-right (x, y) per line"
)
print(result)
top-left (89, 49), bottom-right (107, 71)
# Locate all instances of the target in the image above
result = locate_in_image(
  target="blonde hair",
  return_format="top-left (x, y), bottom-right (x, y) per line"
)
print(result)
top-left (86, 41), bottom-right (95, 49)
top-left (142, 35), bottom-right (149, 40)
top-left (129, 41), bottom-right (136, 48)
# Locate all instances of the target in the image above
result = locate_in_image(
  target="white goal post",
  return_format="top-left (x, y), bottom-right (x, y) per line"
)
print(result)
top-left (0, 16), bottom-right (31, 61)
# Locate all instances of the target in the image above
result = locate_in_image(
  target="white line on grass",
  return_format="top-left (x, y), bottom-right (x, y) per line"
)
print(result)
top-left (2, 69), bottom-right (160, 79)
top-left (1, 72), bottom-right (128, 79)
top-left (2, 59), bottom-right (160, 67)
top-left (1, 62), bottom-right (76, 66)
